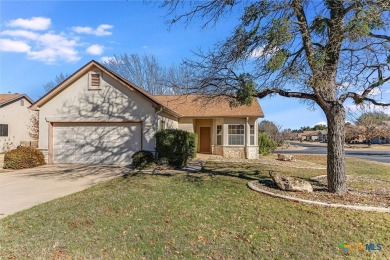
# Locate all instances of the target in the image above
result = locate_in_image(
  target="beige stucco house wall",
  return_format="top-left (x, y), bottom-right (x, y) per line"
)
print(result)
top-left (0, 94), bottom-right (35, 152)
top-left (31, 61), bottom-right (179, 164)
top-left (31, 60), bottom-right (264, 164)
top-left (154, 96), bottom-right (264, 159)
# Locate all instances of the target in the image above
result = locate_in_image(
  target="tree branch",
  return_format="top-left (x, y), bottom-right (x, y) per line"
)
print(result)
top-left (369, 32), bottom-right (390, 41)
top-left (340, 92), bottom-right (390, 106)
top-left (340, 75), bottom-right (390, 103)
top-left (256, 88), bottom-right (317, 101)
top-left (292, 0), bottom-right (315, 70)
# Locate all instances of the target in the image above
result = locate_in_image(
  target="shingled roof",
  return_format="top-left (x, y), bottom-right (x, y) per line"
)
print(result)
top-left (154, 95), bottom-right (264, 118)
top-left (0, 94), bottom-right (33, 107)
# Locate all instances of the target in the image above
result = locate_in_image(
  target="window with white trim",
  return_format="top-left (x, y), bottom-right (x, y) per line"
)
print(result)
top-left (0, 124), bottom-right (8, 137)
top-left (228, 125), bottom-right (244, 145)
top-left (250, 125), bottom-right (255, 145)
top-left (216, 125), bottom-right (222, 145)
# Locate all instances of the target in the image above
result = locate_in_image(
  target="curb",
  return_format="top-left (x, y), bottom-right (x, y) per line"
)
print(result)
top-left (247, 181), bottom-right (390, 213)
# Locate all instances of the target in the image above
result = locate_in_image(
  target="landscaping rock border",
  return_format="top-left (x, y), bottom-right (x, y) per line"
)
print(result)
top-left (247, 180), bottom-right (390, 213)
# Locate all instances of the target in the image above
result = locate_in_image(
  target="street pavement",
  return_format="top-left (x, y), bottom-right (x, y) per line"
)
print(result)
top-left (276, 142), bottom-right (390, 163)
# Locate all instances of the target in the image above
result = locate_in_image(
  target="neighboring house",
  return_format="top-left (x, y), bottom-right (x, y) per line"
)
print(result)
top-left (317, 130), bottom-right (328, 142)
top-left (301, 130), bottom-right (319, 141)
top-left (371, 120), bottom-right (390, 144)
top-left (0, 94), bottom-right (35, 152)
top-left (30, 60), bottom-right (264, 164)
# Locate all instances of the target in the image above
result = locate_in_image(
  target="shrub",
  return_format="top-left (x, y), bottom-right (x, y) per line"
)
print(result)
top-left (4, 146), bottom-right (46, 169)
top-left (131, 150), bottom-right (155, 169)
top-left (187, 132), bottom-right (198, 159)
top-left (155, 129), bottom-right (197, 168)
top-left (258, 132), bottom-right (277, 156)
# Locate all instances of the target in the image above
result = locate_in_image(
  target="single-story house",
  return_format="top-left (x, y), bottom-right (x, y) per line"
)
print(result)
top-left (30, 60), bottom-right (264, 164)
top-left (300, 130), bottom-right (319, 141)
top-left (317, 130), bottom-right (328, 142)
top-left (0, 94), bottom-right (35, 152)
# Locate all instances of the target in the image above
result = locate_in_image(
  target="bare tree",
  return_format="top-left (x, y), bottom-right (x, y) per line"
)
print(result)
top-left (355, 111), bottom-right (390, 145)
top-left (102, 53), bottom-right (192, 95)
top-left (29, 113), bottom-right (39, 141)
top-left (344, 123), bottom-right (360, 144)
top-left (43, 73), bottom-right (69, 92)
top-left (258, 120), bottom-right (284, 145)
top-left (162, 0), bottom-right (390, 193)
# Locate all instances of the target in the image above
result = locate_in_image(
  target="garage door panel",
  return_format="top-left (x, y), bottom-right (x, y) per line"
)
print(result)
top-left (53, 123), bottom-right (141, 164)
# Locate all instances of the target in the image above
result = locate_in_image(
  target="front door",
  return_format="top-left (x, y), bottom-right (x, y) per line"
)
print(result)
top-left (199, 127), bottom-right (211, 153)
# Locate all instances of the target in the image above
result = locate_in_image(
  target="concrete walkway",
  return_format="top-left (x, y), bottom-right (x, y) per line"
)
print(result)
top-left (0, 164), bottom-right (130, 218)
top-left (182, 158), bottom-right (206, 172)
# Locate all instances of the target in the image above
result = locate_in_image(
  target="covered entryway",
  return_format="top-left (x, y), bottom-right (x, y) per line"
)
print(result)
top-left (52, 122), bottom-right (141, 164)
top-left (199, 127), bottom-right (211, 153)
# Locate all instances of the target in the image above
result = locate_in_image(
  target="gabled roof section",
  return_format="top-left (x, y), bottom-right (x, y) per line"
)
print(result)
top-left (302, 130), bottom-right (320, 136)
top-left (0, 94), bottom-right (33, 108)
top-left (154, 95), bottom-right (264, 118)
top-left (29, 60), bottom-right (180, 117)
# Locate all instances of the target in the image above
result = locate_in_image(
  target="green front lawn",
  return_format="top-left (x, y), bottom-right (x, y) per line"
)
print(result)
top-left (1, 157), bottom-right (389, 259)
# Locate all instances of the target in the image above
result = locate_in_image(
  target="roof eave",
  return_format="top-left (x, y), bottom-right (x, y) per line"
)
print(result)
top-left (179, 114), bottom-right (264, 118)
top-left (0, 95), bottom-right (33, 108)
top-left (30, 60), bottom-right (167, 111)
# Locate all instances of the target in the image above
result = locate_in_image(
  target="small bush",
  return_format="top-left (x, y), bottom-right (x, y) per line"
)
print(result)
top-left (155, 129), bottom-right (197, 168)
top-left (187, 132), bottom-right (198, 159)
top-left (131, 150), bottom-right (155, 169)
top-left (4, 146), bottom-right (46, 169)
top-left (259, 132), bottom-right (277, 156)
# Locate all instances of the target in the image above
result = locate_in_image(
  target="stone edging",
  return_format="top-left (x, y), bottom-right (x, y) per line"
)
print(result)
top-left (247, 181), bottom-right (390, 213)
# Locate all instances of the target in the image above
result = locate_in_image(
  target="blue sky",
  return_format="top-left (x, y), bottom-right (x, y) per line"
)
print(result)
top-left (1, 1), bottom-right (388, 129)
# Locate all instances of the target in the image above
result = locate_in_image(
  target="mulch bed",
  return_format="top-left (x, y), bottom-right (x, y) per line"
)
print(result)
top-left (253, 175), bottom-right (390, 208)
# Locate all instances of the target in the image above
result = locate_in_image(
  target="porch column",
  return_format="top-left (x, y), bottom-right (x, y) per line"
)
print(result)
top-left (245, 117), bottom-right (250, 159)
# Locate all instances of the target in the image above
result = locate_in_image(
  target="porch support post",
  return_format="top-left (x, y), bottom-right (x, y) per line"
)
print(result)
top-left (245, 117), bottom-right (249, 159)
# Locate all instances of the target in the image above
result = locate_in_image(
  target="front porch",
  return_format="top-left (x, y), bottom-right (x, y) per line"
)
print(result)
top-left (190, 118), bottom-right (259, 159)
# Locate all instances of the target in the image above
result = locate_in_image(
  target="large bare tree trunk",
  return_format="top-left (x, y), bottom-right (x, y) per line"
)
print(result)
top-left (326, 103), bottom-right (347, 194)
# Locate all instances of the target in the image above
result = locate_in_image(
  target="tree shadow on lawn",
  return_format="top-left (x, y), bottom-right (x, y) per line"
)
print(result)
top-left (200, 166), bottom-right (270, 181)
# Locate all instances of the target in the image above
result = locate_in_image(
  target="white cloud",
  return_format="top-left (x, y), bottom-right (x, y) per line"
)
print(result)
top-left (8, 17), bottom-right (51, 31)
top-left (72, 24), bottom-right (113, 36)
top-left (1, 17), bottom-right (113, 64)
top-left (0, 30), bottom-right (39, 40)
top-left (249, 46), bottom-right (278, 58)
top-left (0, 39), bottom-right (31, 52)
top-left (315, 121), bottom-right (327, 126)
top-left (27, 33), bottom-right (80, 63)
top-left (101, 56), bottom-right (114, 63)
top-left (86, 44), bottom-right (104, 55)
top-left (250, 47), bottom-right (265, 58)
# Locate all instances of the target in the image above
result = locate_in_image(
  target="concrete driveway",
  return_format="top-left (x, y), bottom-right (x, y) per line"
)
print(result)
top-left (0, 164), bottom-right (131, 219)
